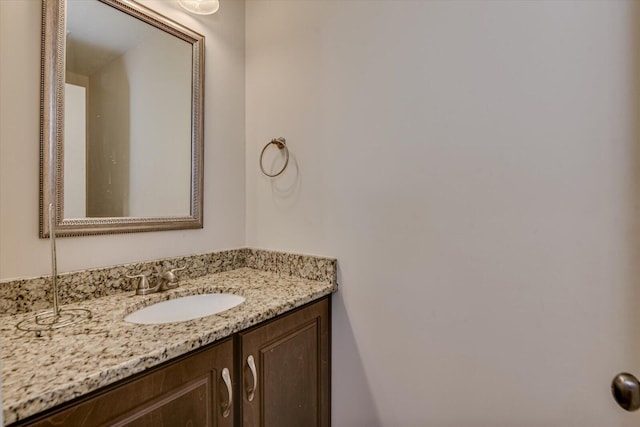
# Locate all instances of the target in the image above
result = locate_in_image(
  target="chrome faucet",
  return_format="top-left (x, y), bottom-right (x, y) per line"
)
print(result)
top-left (127, 266), bottom-right (187, 296)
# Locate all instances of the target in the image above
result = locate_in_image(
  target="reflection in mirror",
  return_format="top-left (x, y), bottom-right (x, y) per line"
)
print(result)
top-left (41, 0), bottom-right (204, 237)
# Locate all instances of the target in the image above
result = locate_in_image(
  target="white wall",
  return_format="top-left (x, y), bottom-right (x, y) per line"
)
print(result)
top-left (87, 53), bottom-right (130, 217)
top-left (246, 1), bottom-right (640, 426)
top-left (64, 83), bottom-right (87, 218)
top-left (0, 0), bottom-right (245, 280)
top-left (125, 31), bottom-right (192, 217)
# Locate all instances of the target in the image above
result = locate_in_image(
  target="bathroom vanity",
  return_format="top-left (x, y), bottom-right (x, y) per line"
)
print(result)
top-left (12, 297), bottom-right (329, 427)
top-left (1, 261), bottom-right (336, 427)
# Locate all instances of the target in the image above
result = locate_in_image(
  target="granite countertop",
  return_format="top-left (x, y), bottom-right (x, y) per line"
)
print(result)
top-left (0, 267), bottom-right (337, 425)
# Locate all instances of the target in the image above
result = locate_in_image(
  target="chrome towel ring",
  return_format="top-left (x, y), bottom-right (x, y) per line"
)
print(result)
top-left (260, 137), bottom-right (289, 177)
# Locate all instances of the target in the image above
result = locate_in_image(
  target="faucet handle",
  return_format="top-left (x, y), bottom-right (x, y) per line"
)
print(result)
top-left (162, 265), bottom-right (187, 283)
top-left (169, 265), bottom-right (187, 275)
top-left (126, 274), bottom-right (152, 294)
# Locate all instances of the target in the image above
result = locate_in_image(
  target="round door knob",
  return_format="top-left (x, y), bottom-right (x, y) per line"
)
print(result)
top-left (612, 373), bottom-right (640, 411)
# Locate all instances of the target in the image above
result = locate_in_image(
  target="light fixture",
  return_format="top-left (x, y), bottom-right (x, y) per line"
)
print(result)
top-left (178, 0), bottom-right (219, 15)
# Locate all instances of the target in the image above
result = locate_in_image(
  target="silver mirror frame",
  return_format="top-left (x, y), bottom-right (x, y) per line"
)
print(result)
top-left (40, 0), bottom-right (204, 237)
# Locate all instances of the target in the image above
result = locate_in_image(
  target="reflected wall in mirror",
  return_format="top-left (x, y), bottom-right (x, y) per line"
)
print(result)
top-left (40, 0), bottom-right (204, 237)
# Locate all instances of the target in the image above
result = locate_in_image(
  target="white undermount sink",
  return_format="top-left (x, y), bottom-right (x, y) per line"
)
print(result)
top-left (124, 293), bottom-right (245, 325)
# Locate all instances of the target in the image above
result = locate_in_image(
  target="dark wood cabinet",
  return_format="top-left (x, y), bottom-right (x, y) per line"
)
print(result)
top-left (239, 297), bottom-right (330, 427)
top-left (13, 297), bottom-right (330, 427)
top-left (20, 339), bottom-right (235, 427)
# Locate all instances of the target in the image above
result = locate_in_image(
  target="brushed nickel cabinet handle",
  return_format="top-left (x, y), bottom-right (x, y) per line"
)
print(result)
top-left (221, 367), bottom-right (232, 418)
top-left (247, 355), bottom-right (257, 402)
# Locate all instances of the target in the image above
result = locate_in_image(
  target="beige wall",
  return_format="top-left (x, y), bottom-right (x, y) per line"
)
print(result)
top-left (74, 27), bottom-right (192, 218)
top-left (64, 82), bottom-right (87, 218)
top-left (246, 1), bottom-right (640, 425)
top-left (87, 53), bottom-right (130, 217)
top-left (0, 0), bottom-right (245, 280)
top-left (125, 31), bottom-right (192, 217)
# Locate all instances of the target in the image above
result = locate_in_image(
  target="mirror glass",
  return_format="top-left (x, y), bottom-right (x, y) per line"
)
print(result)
top-left (41, 0), bottom-right (204, 237)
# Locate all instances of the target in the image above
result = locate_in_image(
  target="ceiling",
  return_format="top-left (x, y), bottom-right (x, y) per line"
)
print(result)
top-left (66, 0), bottom-right (154, 76)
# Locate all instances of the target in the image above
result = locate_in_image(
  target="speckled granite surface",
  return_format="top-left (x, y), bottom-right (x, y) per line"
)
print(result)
top-left (0, 248), bottom-right (337, 316)
top-left (1, 267), bottom-right (337, 425)
top-left (0, 249), bottom-right (246, 316)
top-left (245, 248), bottom-right (337, 284)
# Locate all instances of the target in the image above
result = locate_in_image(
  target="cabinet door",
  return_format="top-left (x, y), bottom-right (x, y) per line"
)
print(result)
top-left (239, 297), bottom-right (330, 427)
top-left (21, 338), bottom-right (235, 427)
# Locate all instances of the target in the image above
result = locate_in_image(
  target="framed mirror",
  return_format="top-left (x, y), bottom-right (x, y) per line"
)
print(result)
top-left (40, 0), bottom-right (204, 237)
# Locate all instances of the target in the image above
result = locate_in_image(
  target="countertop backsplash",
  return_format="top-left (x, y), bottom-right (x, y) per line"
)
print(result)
top-left (0, 248), bottom-right (337, 316)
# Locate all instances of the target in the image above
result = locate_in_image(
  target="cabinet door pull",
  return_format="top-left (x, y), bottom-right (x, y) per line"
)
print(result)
top-left (247, 354), bottom-right (257, 402)
top-left (221, 367), bottom-right (232, 418)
